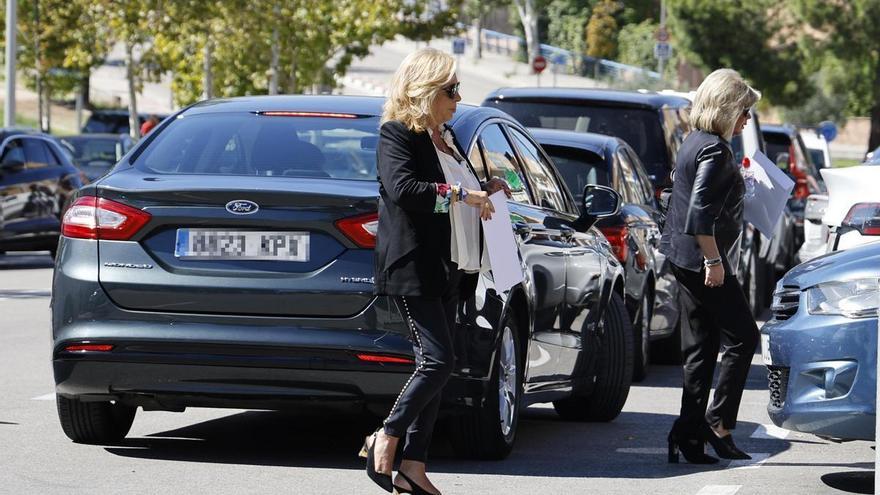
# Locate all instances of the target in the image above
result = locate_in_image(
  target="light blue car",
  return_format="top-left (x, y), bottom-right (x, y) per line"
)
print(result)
top-left (761, 241), bottom-right (879, 441)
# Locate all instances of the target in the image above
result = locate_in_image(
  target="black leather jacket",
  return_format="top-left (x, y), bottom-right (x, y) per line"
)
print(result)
top-left (659, 130), bottom-right (744, 272)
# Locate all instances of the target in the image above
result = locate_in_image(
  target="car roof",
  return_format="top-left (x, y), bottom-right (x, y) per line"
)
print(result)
top-left (526, 127), bottom-right (617, 156)
top-left (184, 95), bottom-right (390, 116)
top-left (483, 87), bottom-right (692, 110)
top-left (61, 133), bottom-right (128, 140)
top-left (761, 124), bottom-right (797, 137)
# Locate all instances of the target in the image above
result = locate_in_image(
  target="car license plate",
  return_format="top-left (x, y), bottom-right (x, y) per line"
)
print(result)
top-left (174, 229), bottom-right (309, 261)
top-left (761, 333), bottom-right (772, 365)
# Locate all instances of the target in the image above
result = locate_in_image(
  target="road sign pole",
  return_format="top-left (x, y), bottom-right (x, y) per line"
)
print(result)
top-left (4, 0), bottom-right (16, 127)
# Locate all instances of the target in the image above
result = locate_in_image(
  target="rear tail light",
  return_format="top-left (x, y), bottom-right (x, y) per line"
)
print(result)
top-left (842, 203), bottom-right (880, 236)
top-left (600, 225), bottom-right (629, 263)
top-left (787, 144), bottom-right (811, 200)
top-left (62, 196), bottom-right (151, 240)
top-left (63, 343), bottom-right (114, 352)
top-left (356, 353), bottom-right (415, 364)
top-left (336, 212), bottom-right (378, 248)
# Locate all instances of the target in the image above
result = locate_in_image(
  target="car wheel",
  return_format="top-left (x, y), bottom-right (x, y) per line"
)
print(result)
top-left (448, 316), bottom-right (522, 459)
top-left (553, 292), bottom-right (633, 421)
top-left (631, 292), bottom-right (652, 382)
top-left (56, 395), bottom-right (136, 444)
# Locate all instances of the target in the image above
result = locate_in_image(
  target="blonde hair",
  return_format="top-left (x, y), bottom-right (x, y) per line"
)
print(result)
top-left (382, 48), bottom-right (456, 133)
top-left (690, 69), bottom-right (761, 141)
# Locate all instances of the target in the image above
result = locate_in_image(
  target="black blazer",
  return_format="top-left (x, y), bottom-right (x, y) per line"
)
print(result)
top-left (374, 120), bottom-right (481, 297)
top-left (659, 130), bottom-right (744, 272)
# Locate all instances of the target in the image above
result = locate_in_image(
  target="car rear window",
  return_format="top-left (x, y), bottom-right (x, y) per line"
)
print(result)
top-left (763, 131), bottom-right (791, 165)
top-left (542, 144), bottom-right (609, 206)
top-left (488, 100), bottom-right (668, 181)
top-left (133, 112), bottom-right (380, 180)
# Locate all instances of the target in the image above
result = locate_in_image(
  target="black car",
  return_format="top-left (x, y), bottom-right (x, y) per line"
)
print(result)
top-left (482, 88), bottom-right (691, 193)
top-left (52, 96), bottom-right (632, 460)
top-left (530, 128), bottom-right (682, 378)
top-left (0, 128), bottom-right (84, 256)
top-left (82, 110), bottom-right (169, 135)
top-left (60, 133), bottom-right (134, 181)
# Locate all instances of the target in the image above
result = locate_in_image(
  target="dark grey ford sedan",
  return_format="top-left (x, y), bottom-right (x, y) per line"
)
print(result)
top-left (52, 96), bottom-right (631, 459)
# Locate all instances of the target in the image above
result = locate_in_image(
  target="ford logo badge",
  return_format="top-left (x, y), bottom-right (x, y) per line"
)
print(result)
top-left (225, 200), bottom-right (259, 215)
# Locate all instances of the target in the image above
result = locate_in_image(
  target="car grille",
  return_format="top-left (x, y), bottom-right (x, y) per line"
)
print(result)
top-left (771, 287), bottom-right (800, 320)
top-left (768, 366), bottom-right (790, 409)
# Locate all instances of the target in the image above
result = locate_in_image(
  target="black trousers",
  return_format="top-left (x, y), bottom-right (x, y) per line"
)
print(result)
top-left (383, 270), bottom-right (461, 462)
top-left (671, 263), bottom-right (759, 432)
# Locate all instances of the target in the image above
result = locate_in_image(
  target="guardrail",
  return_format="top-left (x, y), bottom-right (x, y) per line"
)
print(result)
top-left (474, 28), bottom-right (660, 81)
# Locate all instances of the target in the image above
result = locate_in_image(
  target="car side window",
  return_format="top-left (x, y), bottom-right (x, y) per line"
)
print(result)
top-left (0, 138), bottom-right (26, 166)
top-left (616, 149), bottom-right (641, 204)
top-left (625, 147), bottom-right (654, 205)
top-left (22, 138), bottom-right (52, 169)
top-left (45, 142), bottom-right (65, 166)
top-left (467, 140), bottom-right (488, 182)
top-left (477, 124), bottom-right (530, 203)
top-left (507, 127), bottom-right (569, 212)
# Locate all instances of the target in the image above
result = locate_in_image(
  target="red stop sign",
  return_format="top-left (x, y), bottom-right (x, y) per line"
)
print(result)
top-left (532, 55), bottom-right (547, 74)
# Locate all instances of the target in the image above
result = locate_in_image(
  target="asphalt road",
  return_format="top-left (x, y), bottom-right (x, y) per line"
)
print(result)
top-left (0, 252), bottom-right (874, 495)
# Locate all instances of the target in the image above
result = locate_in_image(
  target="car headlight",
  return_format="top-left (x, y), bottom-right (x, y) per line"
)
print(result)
top-left (806, 278), bottom-right (880, 318)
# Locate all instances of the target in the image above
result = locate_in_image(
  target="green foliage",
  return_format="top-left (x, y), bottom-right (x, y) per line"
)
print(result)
top-left (616, 18), bottom-right (656, 70)
top-left (586, 0), bottom-right (620, 59)
top-left (666, 0), bottom-right (811, 107)
top-left (546, 0), bottom-right (591, 57)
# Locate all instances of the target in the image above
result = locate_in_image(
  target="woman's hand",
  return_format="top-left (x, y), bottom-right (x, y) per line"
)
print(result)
top-left (704, 264), bottom-right (725, 288)
top-left (464, 189), bottom-right (495, 220)
top-left (484, 177), bottom-right (512, 198)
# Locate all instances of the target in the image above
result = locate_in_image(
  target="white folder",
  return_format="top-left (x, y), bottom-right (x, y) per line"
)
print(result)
top-left (743, 151), bottom-right (795, 238)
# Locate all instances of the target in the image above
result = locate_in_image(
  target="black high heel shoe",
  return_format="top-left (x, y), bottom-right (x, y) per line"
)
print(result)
top-left (366, 430), bottom-right (394, 493)
top-left (701, 424), bottom-right (751, 460)
top-left (393, 471), bottom-right (440, 495)
top-left (667, 431), bottom-right (720, 464)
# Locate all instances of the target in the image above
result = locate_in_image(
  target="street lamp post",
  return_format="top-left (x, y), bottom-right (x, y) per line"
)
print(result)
top-left (4, 0), bottom-right (16, 128)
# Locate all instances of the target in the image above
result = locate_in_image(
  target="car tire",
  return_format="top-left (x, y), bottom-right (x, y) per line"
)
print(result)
top-left (553, 292), bottom-right (633, 421)
top-left (448, 316), bottom-right (522, 460)
top-left (631, 291), bottom-right (652, 382)
top-left (56, 395), bottom-right (136, 444)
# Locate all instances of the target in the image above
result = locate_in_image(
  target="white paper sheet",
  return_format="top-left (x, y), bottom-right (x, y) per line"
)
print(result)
top-left (481, 191), bottom-right (524, 293)
top-left (743, 150), bottom-right (795, 238)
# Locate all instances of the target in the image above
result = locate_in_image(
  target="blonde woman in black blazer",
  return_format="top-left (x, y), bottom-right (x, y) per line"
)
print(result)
top-left (363, 48), bottom-right (509, 495)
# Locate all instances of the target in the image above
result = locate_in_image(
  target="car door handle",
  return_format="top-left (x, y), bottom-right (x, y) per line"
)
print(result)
top-left (513, 222), bottom-right (532, 238)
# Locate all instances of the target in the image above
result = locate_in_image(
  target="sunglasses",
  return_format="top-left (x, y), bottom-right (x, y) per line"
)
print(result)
top-left (441, 82), bottom-right (461, 99)
top-left (741, 108), bottom-right (751, 117)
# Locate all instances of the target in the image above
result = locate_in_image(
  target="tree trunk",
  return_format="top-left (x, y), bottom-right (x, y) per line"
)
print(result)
top-left (80, 75), bottom-right (91, 110)
top-left (288, 55), bottom-right (297, 94)
top-left (269, 26), bottom-right (279, 95)
top-left (512, 0), bottom-right (540, 68)
top-left (35, 71), bottom-right (44, 132)
top-left (125, 42), bottom-right (140, 139)
top-left (471, 15), bottom-right (482, 61)
top-left (42, 80), bottom-right (51, 134)
top-left (202, 38), bottom-right (213, 100)
top-left (869, 63), bottom-right (880, 154)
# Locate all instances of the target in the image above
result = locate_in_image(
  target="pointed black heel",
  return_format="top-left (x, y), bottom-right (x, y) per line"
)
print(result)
top-left (702, 424), bottom-right (751, 460)
top-left (366, 430), bottom-right (394, 493)
top-left (393, 471), bottom-right (439, 495)
top-left (667, 431), bottom-right (719, 465)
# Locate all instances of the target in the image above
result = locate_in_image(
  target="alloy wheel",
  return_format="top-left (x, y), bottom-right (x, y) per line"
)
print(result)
top-left (497, 325), bottom-right (518, 437)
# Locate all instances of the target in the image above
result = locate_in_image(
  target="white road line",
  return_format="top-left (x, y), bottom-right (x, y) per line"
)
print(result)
top-left (695, 486), bottom-right (741, 495)
top-left (728, 453), bottom-right (771, 469)
top-left (615, 447), bottom-right (668, 454)
top-left (31, 393), bottom-right (55, 401)
top-left (751, 423), bottom-right (790, 439)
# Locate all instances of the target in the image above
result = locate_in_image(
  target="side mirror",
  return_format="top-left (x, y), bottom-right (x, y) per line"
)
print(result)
top-left (775, 152), bottom-right (790, 171)
top-left (572, 184), bottom-right (621, 231)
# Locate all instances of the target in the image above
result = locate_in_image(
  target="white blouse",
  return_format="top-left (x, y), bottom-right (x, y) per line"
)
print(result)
top-left (428, 128), bottom-right (489, 273)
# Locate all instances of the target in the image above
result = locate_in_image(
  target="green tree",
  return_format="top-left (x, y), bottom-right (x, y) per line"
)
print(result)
top-left (791, 0), bottom-right (880, 151)
top-left (546, 0), bottom-right (590, 71)
top-left (586, 0), bottom-right (620, 59)
top-left (666, 0), bottom-right (810, 107)
top-left (617, 18), bottom-right (657, 70)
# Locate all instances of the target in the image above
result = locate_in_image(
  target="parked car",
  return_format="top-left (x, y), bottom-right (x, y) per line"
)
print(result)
top-left (799, 129), bottom-right (833, 170)
top-left (0, 128), bottom-right (84, 257)
top-left (52, 96), bottom-right (633, 460)
top-left (797, 194), bottom-right (830, 264)
top-left (60, 134), bottom-right (134, 181)
top-left (481, 88), bottom-right (691, 194)
top-left (528, 127), bottom-right (680, 379)
top-left (821, 165), bottom-right (880, 252)
top-left (762, 240), bottom-right (878, 441)
top-left (82, 110), bottom-right (169, 135)
top-left (863, 145), bottom-right (879, 165)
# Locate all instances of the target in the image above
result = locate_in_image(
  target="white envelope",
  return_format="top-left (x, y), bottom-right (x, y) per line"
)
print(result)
top-left (743, 150), bottom-right (795, 238)
top-left (481, 191), bottom-right (525, 293)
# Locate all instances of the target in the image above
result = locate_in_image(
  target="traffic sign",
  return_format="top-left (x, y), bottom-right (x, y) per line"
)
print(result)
top-left (452, 38), bottom-right (466, 56)
top-left (532, 55), bottom-right (547, 74)
top-left (654, 42), bottom-right (671, 60)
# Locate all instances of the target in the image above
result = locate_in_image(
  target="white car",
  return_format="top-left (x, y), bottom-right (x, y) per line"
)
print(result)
top-left (798, 129), bottom-right (833, 170)
top-left (797, 193), bottom-right (829, 263)
top-left (821, 165), bottom-right (880, 252)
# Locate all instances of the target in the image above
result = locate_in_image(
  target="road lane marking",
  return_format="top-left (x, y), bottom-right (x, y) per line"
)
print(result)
top-left (751, 424), bottom-right (790, 439)
top-left (615, 447), bottom-right (668, 454)
top-left (728, 453), bottom-right (771, 469)
top-left (696, 486), bottom-right (740, 495)
top-left (31, 393), bottom-right (55, 401)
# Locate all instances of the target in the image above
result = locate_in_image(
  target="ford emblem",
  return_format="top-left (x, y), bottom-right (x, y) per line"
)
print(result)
top-left (225, 200), bottom-right (259, 215)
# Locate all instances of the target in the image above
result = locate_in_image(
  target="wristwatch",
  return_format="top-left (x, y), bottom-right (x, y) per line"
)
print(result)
top-left (703, 256), bottom-right (722, 267)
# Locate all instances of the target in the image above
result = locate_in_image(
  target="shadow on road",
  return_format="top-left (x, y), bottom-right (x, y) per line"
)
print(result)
top-left (820, 470), bottom-right (875, 494)
top-left (102, 407), bottom-right (807, 480)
